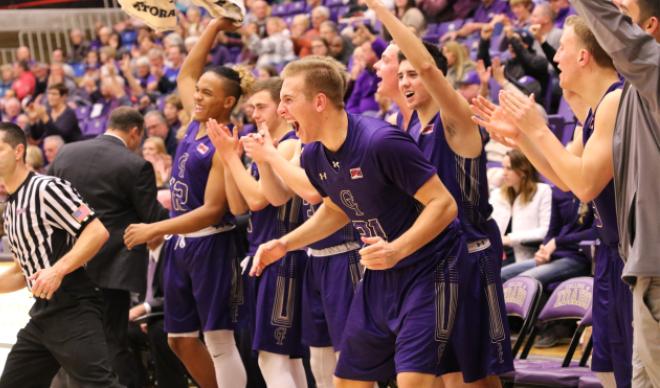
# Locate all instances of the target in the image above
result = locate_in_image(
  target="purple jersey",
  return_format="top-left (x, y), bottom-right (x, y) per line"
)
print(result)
top-left (582, 81), bottom-right (623, 247)
top-left (170, 120), bottom-right (233, 225)
top-left (409, 112), bottom-right (494, 242)
top-left (303, 201), bottom-right (360, 250)
top-left (247, 130), bottom-right (305, 255)
top-left (301, 114), bottom-right (461, 269)
top-left (473, 0), bottom-right (511, 23)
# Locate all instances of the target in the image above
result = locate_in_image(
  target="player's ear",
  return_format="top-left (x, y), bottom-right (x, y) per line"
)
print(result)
top-left (314, 93), bottom-right (327, 112)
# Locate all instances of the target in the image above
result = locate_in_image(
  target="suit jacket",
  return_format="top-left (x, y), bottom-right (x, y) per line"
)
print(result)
top-left (48, 134), bottom-right (169, 293)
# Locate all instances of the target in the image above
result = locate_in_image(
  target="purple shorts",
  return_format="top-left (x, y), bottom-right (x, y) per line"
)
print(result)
top-left (302, 249), bottom-right (361, 349)
top-left (252, 250), bottom-right (307, 357)
top-left (439, 221), bottom-right (514, 381)
top-left (591, 244), bottom-right (632, 388)
top-left (163, 231), bottom-right (242, 334)
top-left (335, 234), bottom-right (466, 381)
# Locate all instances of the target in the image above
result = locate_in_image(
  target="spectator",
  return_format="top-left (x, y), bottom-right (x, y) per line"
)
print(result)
top-left (246, 0), bottom-right (270, 38)
top-left (68, 28), bottom-right (91, 63)
top-left (311, 6), bottom-right (331, 34)
top-left (92, 25), bottom-right (113, 51)
top-left (393, 0), bottom-right (426, 34)
top-left (164, 45), bottom-right (184, 83)
top-left (48, 62), bottom-right (77, 93)
top-left (530, 2), bottom-right (563, 49)
top-left (255, 65), bottom-right (279, 80)
top-left (457, 70), bottom-right (482, 103)
top-left (490, 149), bottom-right (552, 263)
top-left (246, 17), bottom-right (296, 68)
top-left (26, 83), bottom-right (81, 143)
top-left (43, 135), bottom-right (64, 164)
top-left (25, 145), bottom-right (44, 173)
top-left (478, 24), bottom-right (550, 104)
top-left (15, 114), bottom-right (29, 131)
top-left (290, 14), bottom-right (316, 57)
top-left (508, 0), bottom-right (534, 27)
top-left (1, 97), bottom-right (21, 123)
top-left (142, 136), bottom-right (172, 189)
top-left (443, 41), bottom-right (475, 88)
top-left (320, 21), bottom-right (354, 65)
top-left (11, 61), bottom-right (36, 101)
top-left (346, 40), bottom-right (384, 114)
top-left (32, 62), bottom-right (50, 98)
top-left (15, 46), bottom-right (32, 64)
top-left (181, 5), bottom-right (204, 37)
top-left (162, 94), bottom-right (183, 134)
top-left (549, 0), bottom-right (575, 29)
top-left (0, 65), bottom-right (14, 98)
top-left (501, 189), bottom-right (595, 282)
top-left (144, 110), bottom-right (178, 156)
top-left (310, 37), bottom-right (331, 57)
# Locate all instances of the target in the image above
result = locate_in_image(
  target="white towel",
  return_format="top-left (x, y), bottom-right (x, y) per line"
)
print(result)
top-left (117, 0), bottom-right (246, 32)
top-left (190, 0), bottom-right (246, 25)
top-left (117, 0), bottom-right (177, 32)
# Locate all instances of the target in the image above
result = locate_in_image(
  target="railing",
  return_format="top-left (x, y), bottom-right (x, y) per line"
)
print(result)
top-left (0, 8), bottom-right (128, 65)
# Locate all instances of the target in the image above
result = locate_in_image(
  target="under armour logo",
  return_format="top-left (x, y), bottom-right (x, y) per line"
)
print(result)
top-left (332, 161), bottom-right (340, 168)
top-left (274, 327), bottom-right (287, 345)
top-left (319, 172), bottom-right (327, 180)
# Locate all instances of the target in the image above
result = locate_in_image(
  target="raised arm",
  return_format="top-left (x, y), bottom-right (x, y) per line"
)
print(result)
top-left (177, 18), bottom-right (238, 114)
top-left (366, 0), bottom-right (481, 144)
top-left (570, 0), bottom-right (659, 114)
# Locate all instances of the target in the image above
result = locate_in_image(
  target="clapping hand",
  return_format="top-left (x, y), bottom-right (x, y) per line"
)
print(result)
top-left (470, 95), bottom-right (520, 147)
top-left (207, 118), bottom-right (242, 160)
top-left (499, 91), bottom-right (546, 135)
top-left (241, 125), bottom-right (278, 163)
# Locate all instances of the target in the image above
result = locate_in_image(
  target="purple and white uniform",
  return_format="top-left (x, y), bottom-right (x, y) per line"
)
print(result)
top-left (249, 130), bottom-right (308, 357)
top-left (301, 114), bottom-right (467, 381)
top-left (301, 199), bottom-right (361, 349)
top-left (164, 120), bottom-right (242, 334)
top-left (582, 81), bottom-right (632, 388)
top-left (409, 111), bottom-right (513, 381)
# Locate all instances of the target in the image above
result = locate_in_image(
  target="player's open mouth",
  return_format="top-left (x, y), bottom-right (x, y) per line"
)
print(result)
top-left (404, 91), bottom-right (415, 98)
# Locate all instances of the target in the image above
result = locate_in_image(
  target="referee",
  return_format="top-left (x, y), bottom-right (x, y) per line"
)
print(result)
top-left (0, 122), bottom-right (122, 387)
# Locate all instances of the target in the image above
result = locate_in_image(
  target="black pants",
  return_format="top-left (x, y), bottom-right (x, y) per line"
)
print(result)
top-left (146, 319), bottom-right (188, 388)
top-left (0, 296), bottom-right (122, 388)
top-left (102, 288), bottom-right (136, 387)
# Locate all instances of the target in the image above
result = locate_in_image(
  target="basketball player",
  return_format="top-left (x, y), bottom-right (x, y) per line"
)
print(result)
top-left (123, 18), bottom-right (248, 388)
top-left (373, 43), bottom-right (413, 131)
top-left (472, 15), bottom-right (631, 388)
top-left (206, 78), bottom-right (307, 387)
top-left (240, 74), bottom-right (362, 388)
top-left (250, 56), bottom-right (467, 388)
top-left (365, 0), bottom-right (514, 385)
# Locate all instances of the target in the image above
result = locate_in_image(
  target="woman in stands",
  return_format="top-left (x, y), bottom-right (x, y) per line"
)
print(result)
top-left (124, 18), bottom-right (249, 388)
top-left (490, 149), bottom-right (552, 265)
top-left (26, 83), bottom-right (81, 143)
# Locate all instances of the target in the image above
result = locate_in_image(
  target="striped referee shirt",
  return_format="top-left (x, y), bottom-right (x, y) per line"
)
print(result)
top-left (3, 172), bottom-right (97, 290)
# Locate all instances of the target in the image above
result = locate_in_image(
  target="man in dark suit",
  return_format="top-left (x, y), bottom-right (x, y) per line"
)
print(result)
top-left (48, 106), bottom-right (169, 387)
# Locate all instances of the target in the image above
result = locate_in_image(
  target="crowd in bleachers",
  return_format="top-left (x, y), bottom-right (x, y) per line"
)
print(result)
top-left (0, 0), bottom-right (623, 385)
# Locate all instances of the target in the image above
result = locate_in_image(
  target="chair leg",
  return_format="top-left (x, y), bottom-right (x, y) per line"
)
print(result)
top-left (520, 326), bottom-right (538, 360)
top-left (562, 326), bottom-right (585, 367)
top-left (579, 336), bottom-right (593, 367)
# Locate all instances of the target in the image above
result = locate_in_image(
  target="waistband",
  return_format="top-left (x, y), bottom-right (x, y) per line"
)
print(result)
top-left (467, 238), bottom-right (491, 254)
top-left (308, 241), bottom-right (361, 257)
top-left (180, 225), bottom-right (235, 238)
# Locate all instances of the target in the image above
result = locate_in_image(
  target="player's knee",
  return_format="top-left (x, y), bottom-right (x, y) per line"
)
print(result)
top-left (167, 336), bottom-right (195, 357)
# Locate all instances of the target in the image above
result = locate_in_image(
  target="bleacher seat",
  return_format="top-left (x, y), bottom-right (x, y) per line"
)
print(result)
top-left (512, 277), bottom-right (598, 387)
top-left (503, 276), bottom-right (544, 358)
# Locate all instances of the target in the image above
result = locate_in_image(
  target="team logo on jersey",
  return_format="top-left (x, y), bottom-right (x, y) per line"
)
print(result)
top-left (319, 172), bottom-right (327, 180)
top-left (421, 124), bottom-right (434, 135)
top-left (350, 167), bottom-right (363, 180)
top-left (196, 143), bottom-right (209, 155)
top-left (332, 161), bottom-right (340, 169)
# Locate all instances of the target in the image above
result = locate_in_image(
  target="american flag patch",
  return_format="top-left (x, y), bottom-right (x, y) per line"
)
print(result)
top-left (197, 143), bottom-right (209, 155)
top-left (350, 167), bottom-right (363, 180)
top-left (72, 204), bottom-right (92, 223)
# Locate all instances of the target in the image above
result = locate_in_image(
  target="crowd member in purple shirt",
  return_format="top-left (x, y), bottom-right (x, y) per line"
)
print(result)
top-left (442, 0), bottom-right (511, 41)
top-left (346, 38), bottom-right (385, 115)
top-left (251, 55), bottom-right (466, 387)
top-left (551, 0), bottom-right (576, 28)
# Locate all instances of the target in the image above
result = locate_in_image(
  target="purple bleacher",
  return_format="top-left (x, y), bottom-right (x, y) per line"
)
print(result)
top-left (289, 1), bottom-right (306, 14)
top-left (578, 375), bottom-right (603, 388)
top-left (547, 114), bottom-right (566, 141)
top-left (271, 3), bottom-right (288, 16)
top-left (82, 115), bottom-right (107, 138)
top-left (503, 276), bottom-right (544, 357)
top-left (557, 96), bottom-right (577, 123)
top-left (436, 20), bottom-right (464, 38)
top-left (324, 0), bottom-right (344, 7)
top-left (512, 277), bottom-right (597, 387)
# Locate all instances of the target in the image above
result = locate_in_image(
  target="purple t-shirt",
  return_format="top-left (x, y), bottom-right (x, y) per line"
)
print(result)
top-left (169, 120), bottom-right (233, 225)
top-left (301, 114), bottom-right (460, 269)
